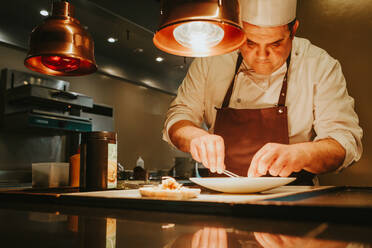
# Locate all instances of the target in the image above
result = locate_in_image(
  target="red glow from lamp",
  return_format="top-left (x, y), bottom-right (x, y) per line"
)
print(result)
top-left (41, 55), bottom-right (81, 72)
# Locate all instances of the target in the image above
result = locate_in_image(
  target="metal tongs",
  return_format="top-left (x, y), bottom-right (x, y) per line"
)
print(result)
top-left (194, 162), bottom-right (240, 178)
top-left (223, 169), bottom-right (240, 178)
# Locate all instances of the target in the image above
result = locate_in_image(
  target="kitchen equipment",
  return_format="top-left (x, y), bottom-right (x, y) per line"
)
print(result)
top-left (189, 177), bottom-right (296, 193)
top-left (173, 157), bottom-right (194, 178)
top-left (153, 0), bottom-right (246, 57)
top-left (80, 131), bottom-right (117, 191)
top-left (24, 0), bottom-right (97, 76)
top-left (32, 162), bottom-right (69, 188)
top-left (0, 68), bottom-right (93, 131)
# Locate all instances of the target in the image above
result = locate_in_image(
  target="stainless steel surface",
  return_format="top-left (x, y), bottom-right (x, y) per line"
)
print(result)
top-left (81, 103), bottom-right (114, 132)
top-left (4, 84), bottom-right (93, 111)
top-left (2, 68), bottom-right (70, 90)
top-left (1, 69), bottom-right (93, 110)
top-left (1, 69), bottom-right (94, 131)
top-left (0, 129), bottom-right (67, 180)
top-left (0, 170), bottom-right (31, 184)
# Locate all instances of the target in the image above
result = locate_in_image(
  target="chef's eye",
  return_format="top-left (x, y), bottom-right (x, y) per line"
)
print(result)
top-left (271, 42), bottom-right (281, 47)
top-left (246, 40), bottom-right (255, 46)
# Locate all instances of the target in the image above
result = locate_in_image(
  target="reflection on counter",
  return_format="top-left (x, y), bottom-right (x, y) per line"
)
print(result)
top-left (78, 216), bottom-right (117, 248)
top-left (0, 203), bottom-right (371, 248)
top-left (252, 231), bottom-right (356, 248)
top-left (169, 227), bottom-right (366, 248)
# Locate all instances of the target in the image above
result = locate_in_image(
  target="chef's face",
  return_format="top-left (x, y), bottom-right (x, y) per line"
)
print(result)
top-left (240, 20), bottom-right (299, 75)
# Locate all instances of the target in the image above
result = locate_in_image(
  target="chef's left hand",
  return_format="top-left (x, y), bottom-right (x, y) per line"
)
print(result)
top-left (191, 227), bottom-right (228, 248)
top-left (248, 143), bottom-right (311, 177)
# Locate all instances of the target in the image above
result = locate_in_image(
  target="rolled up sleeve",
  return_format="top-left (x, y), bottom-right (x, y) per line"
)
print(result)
top-left (313, 59), bottom-right (363, 171)
top-left (162, 58), bottom-right (208, 147)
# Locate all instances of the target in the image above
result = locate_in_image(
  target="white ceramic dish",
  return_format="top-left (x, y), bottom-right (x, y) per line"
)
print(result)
top-left (189, 177), bottom-right (296, 193)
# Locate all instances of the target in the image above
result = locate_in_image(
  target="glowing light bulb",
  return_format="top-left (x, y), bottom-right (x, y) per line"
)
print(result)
top-left (40, 10), bottom-right (49, 16)
top-left (41, 55), bottom-right (80, 72)
top-left (107, 37), bottom-right (117, 43)
top-left (173, 21), bottom-right (224, 52)
top-left (156, 57), bottom-right (164, 62)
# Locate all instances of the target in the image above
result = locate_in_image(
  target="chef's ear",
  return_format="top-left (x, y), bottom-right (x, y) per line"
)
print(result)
top-left (289, 20), bottom-right (299, 39)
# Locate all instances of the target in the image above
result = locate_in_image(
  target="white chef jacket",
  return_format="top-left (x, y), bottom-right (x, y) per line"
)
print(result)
top-left (163, 37), bottom-right (363, 171)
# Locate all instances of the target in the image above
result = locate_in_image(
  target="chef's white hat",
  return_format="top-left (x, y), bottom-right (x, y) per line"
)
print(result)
top-left (240, 0), bottom-right (297, 27)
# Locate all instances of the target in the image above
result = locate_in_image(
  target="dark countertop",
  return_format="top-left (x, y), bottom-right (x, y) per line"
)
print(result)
top-left (0, 200), bottom-right (372, 248)
top-left (0, 185), bottom-right (372, 247)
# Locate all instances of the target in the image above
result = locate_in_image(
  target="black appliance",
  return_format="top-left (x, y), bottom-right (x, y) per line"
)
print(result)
top-left (0, 68), bottom-right (93, 132)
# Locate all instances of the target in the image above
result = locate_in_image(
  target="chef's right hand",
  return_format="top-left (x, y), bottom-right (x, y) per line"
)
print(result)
top-left (189, 133), bottom-right (225, 174)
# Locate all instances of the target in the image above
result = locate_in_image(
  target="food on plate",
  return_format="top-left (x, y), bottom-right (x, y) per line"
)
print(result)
top-left (139, 176), bottom-right (200, 199)
top-left (159, 176), bottom-right (182, 190)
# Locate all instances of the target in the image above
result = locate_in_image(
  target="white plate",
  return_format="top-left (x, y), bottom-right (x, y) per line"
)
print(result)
top-left (189, 177), bottom-right (296, 193)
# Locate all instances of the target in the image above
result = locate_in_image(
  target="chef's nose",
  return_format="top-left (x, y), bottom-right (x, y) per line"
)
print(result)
top-left (256, 46), bottom-right (269, 60)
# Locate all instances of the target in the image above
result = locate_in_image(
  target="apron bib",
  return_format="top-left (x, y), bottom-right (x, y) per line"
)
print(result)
top-left (213, 54), bottom-right (314, 185)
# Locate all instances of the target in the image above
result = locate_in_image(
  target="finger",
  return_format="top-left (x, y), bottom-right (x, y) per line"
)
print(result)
top-left (190, 141), bottom-right (201, 162)
top-left (206, 140), bottom-right (217, 173)
top-left (209, 227), bottom-right (218, 248)
top-left (253, 232), bottom-right (269, 247)
top-left (200, 142), bottom-right (210, 171)
top-left (279, 166), bottom-right (293, 177)
top-left (256, 150), bottom-right (277, 176)
top-left (269, 156), bottom-right (286, 176)
top-left (191, 229), bottom-right (202, 248)
top-left (217, 228), bottom-right (228, 248)
top-left (254, 232), bottom-right (281, 248)
top-left (215, 138), bottom-right (225, 174)
top-left (278, 160), bottom-right (294, 177)
top-left (248, 145), bottom-right (269, 177)
top-left (200, 227), bottom-right (210, 248)
top-left (248, 152), bottom-right (261, 177)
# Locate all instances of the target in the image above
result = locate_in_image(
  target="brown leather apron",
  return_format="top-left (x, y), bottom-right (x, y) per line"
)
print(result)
top-left (213, 54), bottom-right (314, 185)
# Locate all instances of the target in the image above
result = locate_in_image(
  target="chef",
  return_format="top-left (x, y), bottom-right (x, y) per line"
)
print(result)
top-left (162, 0), bottom-right (363, 185)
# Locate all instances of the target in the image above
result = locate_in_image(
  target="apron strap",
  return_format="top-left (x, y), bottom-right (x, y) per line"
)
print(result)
top-left (221, 53), bottom-right (243, 108)
top-left (277, 53), bottom-right (292, 107)
top-left (221, 53), bottom-right (292, 108)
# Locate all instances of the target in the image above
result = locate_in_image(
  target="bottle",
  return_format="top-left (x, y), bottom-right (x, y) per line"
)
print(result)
top-left (136, 156), bottom-right (144, 169)
top-left (69, 146), bottom-right (80, 187)
top-left (133, 156), bottom-right (146, 180)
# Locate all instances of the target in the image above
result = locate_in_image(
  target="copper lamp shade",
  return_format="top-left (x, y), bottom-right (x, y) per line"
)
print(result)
top-left (153, 0), bottom-right (246, 57)
top-left (24, 1), bottom-right (97, 76)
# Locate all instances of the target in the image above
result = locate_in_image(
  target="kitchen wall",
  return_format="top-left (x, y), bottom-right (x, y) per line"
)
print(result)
top-left (0, 43), bottom-right (186, 178)
top-left (64, 70), bottom-right (187, 171)
top-left (296, 0), bottom-right (372, 186)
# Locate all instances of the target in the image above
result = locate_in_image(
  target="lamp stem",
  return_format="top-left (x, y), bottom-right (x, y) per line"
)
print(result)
top-left (52, 0), bottom-right (74, 17)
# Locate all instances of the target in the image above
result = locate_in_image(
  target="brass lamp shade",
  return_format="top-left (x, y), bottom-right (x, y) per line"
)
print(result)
top-left (24, 1), bottom-right (97, 76)
top-left (153, 0), bottom-right (246, 57)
